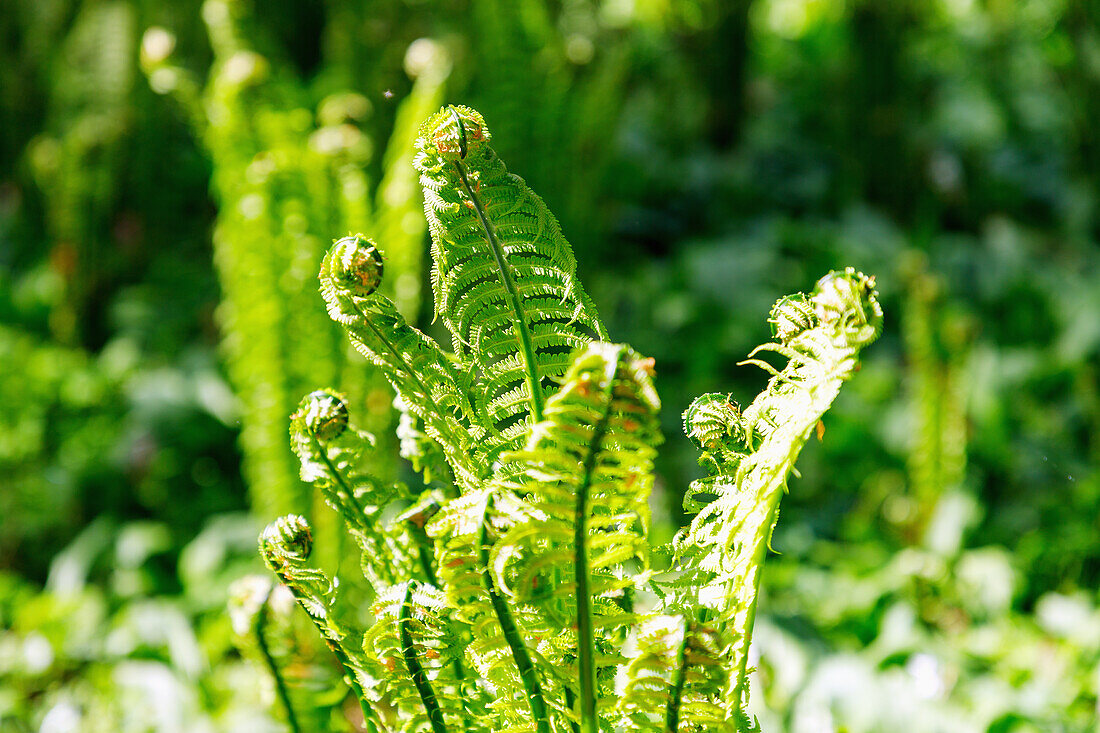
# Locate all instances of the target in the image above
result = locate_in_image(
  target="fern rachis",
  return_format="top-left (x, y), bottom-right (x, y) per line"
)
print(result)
top-left (254, 104), bottom-right (882, 732)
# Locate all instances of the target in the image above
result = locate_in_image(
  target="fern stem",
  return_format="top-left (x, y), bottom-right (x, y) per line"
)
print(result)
top-left (408, 523), bottom-right (440, 586)
top-left (478, 498), bottom-right (551, 733)
top-left (573, 396), bottom-right (613, 733)
top-left (730, 485), bottom-right (785, 709)
top-left (400, 584), bottom-right (450, 733)
top-left (254, 586), bottom-right (302, 733)
top-left (563, 688), bottom-right (580, 733)
top-left (664, 622), bottom-right (690, 733)
top-left (451, 158), bottom-right (545, 423)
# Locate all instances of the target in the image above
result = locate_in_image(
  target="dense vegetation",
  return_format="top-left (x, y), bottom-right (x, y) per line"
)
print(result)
top-left (2, 1), bottom-right (1098, 731)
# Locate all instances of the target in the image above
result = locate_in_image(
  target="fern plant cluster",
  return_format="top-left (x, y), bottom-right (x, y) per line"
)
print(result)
top-left (256, 105), bottom-right (882, 732)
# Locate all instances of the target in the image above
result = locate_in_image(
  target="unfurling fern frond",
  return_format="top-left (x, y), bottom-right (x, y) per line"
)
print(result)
top-left (669, 268), bottom-right (882, 725)
top-left (319, 234), bottom-right (486, 489)
top-left (258, 515), bottom-right (380, 728)
top-left (415, 106), bottom-right (608, 457)
top-left (289, 389), bottom-right (421, 589)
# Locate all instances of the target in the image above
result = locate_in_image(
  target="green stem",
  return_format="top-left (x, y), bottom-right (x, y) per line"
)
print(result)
top-left (729, 487), bottom-right (784, 708)
top-left (254, 586), bottom-right (302, 733)
top-left (450, 152), bottom-right (544, 424)
top-left (479, 498), bottom-right (551, 733)
top-left (408, 522), bottom-right (440, 586)
top-left (573, 393), bottom-right (613, 733)
top-left (564, 688), bottom-right (581, 733)
top-left (400, 584), bottom-right (450, 733)
top-left (665, 623), bottom-right (690, 733)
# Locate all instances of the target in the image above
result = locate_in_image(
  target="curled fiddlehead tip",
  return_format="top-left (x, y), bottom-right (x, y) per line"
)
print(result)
top-left (321, 234), bottom-right (385, 299)
top-left (259, 514), bottom-right (314, 571)
top-left (293, 388), bottom-right (350, 442)
top-left (811, 268), bottom-right (884, 346)
top-left (682, 393), bottom-right (752, 454)
top-left (418, 104), bottom-right (490, 163)
top-left (769, 293), bottom-right (817, 344)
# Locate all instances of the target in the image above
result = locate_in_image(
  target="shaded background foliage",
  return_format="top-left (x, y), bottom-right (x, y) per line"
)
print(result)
top-left (1, 0), bottom-right (1097, 731)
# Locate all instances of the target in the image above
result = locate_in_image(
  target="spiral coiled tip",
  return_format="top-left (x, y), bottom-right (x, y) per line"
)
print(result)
top-left (420, 105), bottom-right (490, 162)
top-left (321, 234), bottom-right (384, 299)
top-left (259, 514), bottom-right (313, 570)
top-left (294, 388), bottom-right (350, 442)
top-left (812, 268), bottom-right (883, 346)
top-left (769, 293), bottom-right (817, 344)
top-left (682, 393), bottom-right (751, 453)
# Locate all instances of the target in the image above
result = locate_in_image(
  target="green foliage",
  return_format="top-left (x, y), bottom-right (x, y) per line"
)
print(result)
top-left (3, 1), bottom-right (1099, 731)
top-left (259, 106), bottom-right (879, 731)
top-left (667, 269), bottom-right (881, 722)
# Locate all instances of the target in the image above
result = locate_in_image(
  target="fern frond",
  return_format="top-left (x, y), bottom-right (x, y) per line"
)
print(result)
top-left (616, 615), bottom-right (736, 733)
top-left (258, 515), bottom-right (381, 728)
top-left (319, 234), bottom-right (487, 488)
top-left (486, 342), bottom-right (662, 732)
top-left (289, 389), bottom-right (423, 590)
top-left (414, 106), bottom-right (608, 456)
top-left (426, 489), bottom-right (557, 733)
top-left (360, 581), bottom-right (486, 733)
top-left (668, 269), bottom-right (882, 723)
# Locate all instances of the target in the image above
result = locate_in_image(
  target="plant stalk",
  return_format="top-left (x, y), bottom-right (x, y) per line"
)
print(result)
top-left (665, 621), bottom-right (690, 733)
top-left (400, 583), bottom-right (450, 733)
top-left (479, 497), bottom-right (551, 733)
top-left (254, 585), bottom-right (302, 733)
top-left (573, 392), bottom-right (614, 733)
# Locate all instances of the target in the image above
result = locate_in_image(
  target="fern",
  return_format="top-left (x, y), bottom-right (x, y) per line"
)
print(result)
top-left (615, 615), bottom-right (735, 732)
top-left (258, 514), bottom-right (382, 730)
top-left (667, 268), bottom-right (882, 725)
top-left (415, 105), bottom-right (607, 450)
top-left (256, 105), bottom-right (882, 731)
top-left (488, 342), bottom-right (661, 732)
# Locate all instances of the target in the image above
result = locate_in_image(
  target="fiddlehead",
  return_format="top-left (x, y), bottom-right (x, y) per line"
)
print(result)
top-left (289, 389), bottom-right (422, 589)
top-left (258, 515), bottom-right (380, 728)
top-left (668, 268), bottom-right (882, 726)
top-left (319, 234), bottom-right (486, 489)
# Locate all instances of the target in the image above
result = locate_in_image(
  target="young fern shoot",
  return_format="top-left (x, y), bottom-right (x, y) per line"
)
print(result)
top-left (255, 104), bottom-right (882, 732)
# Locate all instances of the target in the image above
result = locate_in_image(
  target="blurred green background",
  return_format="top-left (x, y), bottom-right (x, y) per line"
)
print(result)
top-left (1, 0), bottom-right (1098, 731)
